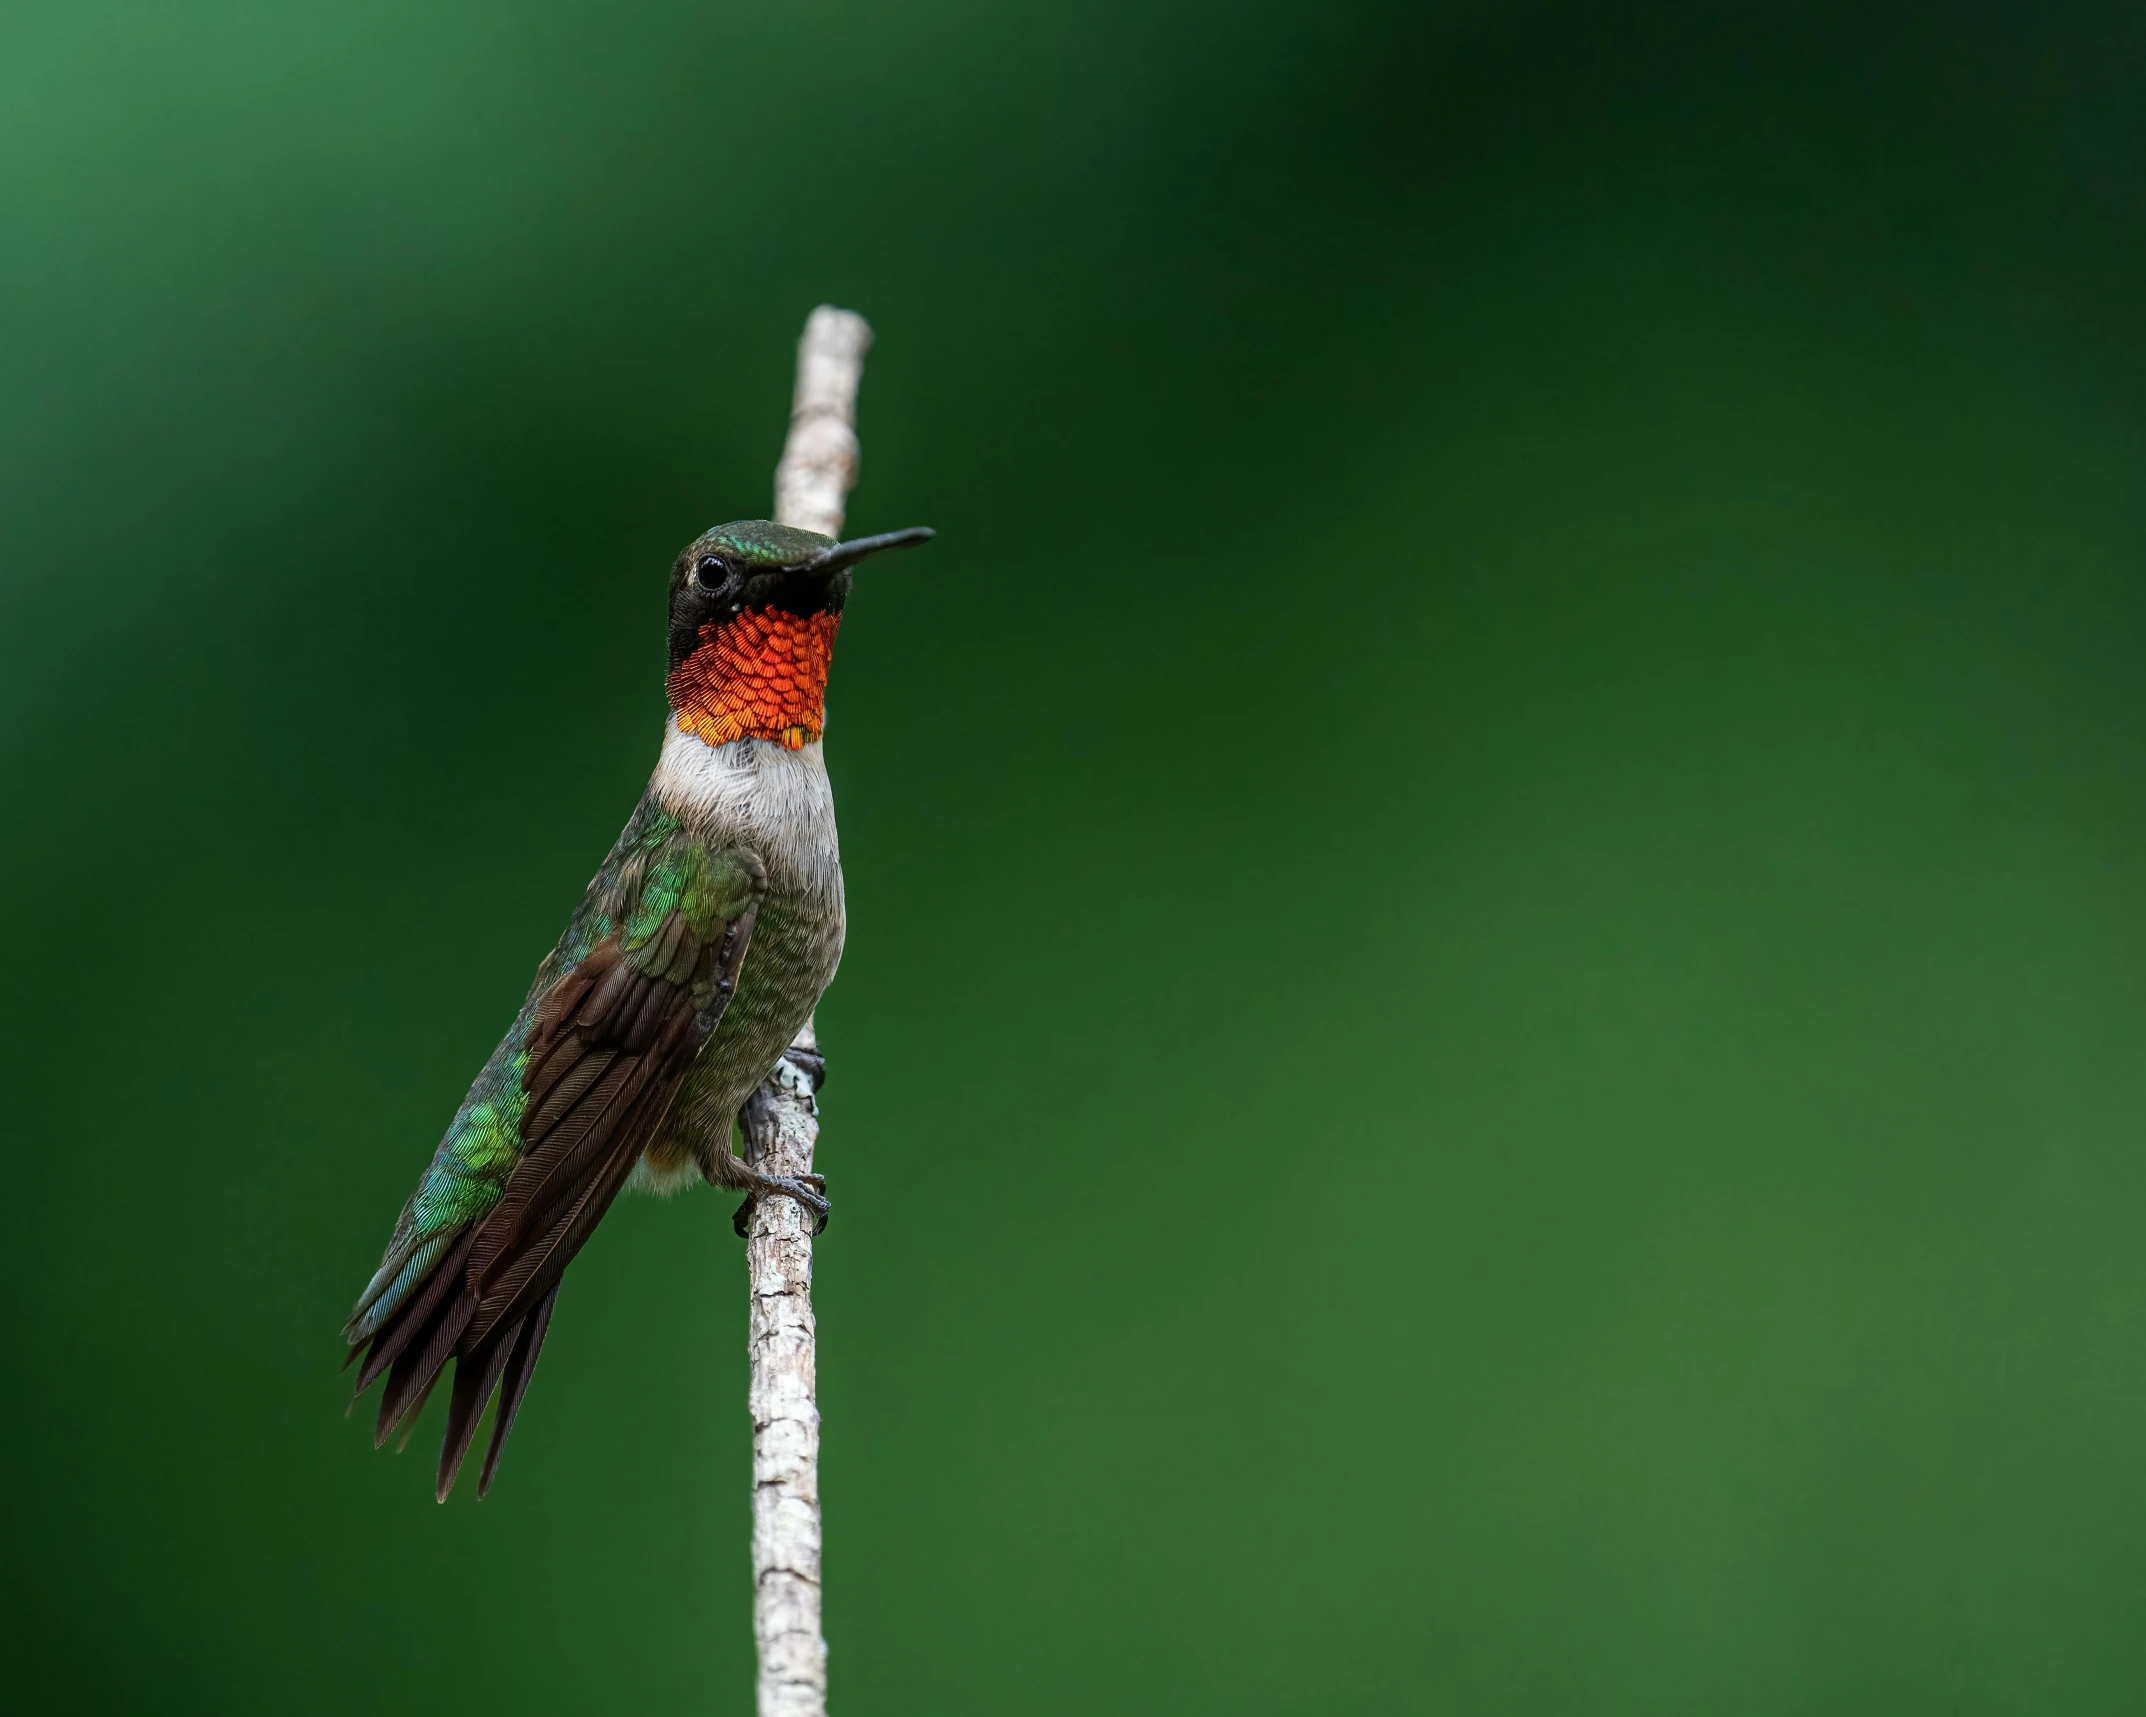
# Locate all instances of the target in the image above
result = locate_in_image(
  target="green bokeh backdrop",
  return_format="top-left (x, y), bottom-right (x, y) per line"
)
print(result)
top-left (6, 2), bottom-right (2146, 1710)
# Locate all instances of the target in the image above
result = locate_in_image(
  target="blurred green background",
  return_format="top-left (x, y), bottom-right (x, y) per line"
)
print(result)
top-left (6, 0), bottom-right (2146, 1710)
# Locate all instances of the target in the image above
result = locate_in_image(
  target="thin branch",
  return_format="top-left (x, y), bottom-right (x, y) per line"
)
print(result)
top-left (775, 307), bottom-right (872, 539)
top-left (741, 303), bottom-right (874, 1717)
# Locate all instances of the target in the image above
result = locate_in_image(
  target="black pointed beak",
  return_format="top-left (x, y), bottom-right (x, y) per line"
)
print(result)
top-left (807, 526), bottom-right (935, 574)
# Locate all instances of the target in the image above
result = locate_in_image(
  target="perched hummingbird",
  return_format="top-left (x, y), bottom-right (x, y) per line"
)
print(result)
top-left (344, 518), bottom-right (933, 1501)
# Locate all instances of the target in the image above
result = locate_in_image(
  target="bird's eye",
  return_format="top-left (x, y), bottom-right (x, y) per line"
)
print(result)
top-left (695, 555), bottom-right (726, 591)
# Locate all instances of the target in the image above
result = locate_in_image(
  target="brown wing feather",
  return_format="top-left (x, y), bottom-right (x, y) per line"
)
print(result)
top-left (349, 890), bottom-right (760, 1499)
top-left (460, 931), bottom-right (707, 1290)
top-left (471, 1041), bottom-right (696, 1334)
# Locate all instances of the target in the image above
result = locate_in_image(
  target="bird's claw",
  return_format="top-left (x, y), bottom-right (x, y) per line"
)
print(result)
top-left (731, 1174), bottom-right (831, 1239)
top-left (782, 1047), bottom-right (827, 1092)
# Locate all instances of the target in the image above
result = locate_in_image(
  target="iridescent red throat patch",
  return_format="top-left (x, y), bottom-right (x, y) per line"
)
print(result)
top-left (666, 608), bottom-right (842, 750)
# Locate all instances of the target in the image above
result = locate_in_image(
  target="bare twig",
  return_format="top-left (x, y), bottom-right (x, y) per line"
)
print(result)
top-left (742, 304), bottom-right (874, 1717)
top-left (774, 307), bottom-right (872, 538)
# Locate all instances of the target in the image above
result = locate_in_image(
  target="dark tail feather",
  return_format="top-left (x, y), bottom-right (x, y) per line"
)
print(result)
top-left (373, 1290), bottom-right (476, 1448)
top-left (478, 1281), bottom-right (560, 1498)
top-left (435, 1328), bottom-right (518, 1503)
top-left (392, 1369), bottom-right (444, 1453)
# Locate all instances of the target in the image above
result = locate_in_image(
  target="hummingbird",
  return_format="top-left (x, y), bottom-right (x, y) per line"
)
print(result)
top-left (343, 518), bottom-right (933, 1501)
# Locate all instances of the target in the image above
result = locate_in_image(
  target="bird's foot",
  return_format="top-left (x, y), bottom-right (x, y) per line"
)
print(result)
top-left (781, 1047), bottom-right (827, 1092)
top-left (732, 1172), bottom-right (830, 1239)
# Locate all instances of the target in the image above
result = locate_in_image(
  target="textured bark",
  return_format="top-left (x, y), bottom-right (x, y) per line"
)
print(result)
top-left (744, 304), bottom-right (874, 1717)
top-left (740, 1031), bottom-right (827, 1717)
top-left (774, 306), bottom-right (872, 540)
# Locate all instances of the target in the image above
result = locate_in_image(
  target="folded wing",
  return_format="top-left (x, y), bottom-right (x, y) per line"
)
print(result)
top-left (347, 839), bottom-right (765, 1500)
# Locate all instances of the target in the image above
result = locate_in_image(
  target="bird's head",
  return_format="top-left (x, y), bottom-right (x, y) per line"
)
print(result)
top-left (665, 519), bottom-right (933, 750)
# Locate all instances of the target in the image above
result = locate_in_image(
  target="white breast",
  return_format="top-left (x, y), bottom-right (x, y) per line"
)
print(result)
top-left (650, 718), bottom-right (842, 902)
